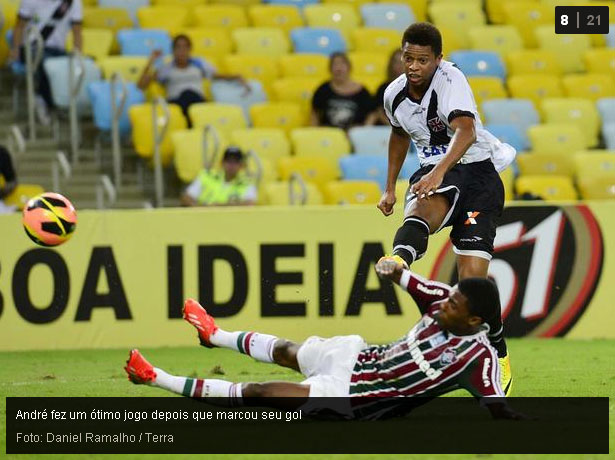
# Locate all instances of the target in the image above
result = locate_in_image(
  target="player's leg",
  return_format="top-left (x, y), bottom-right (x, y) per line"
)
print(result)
top-left (456, 254), bottom-right (490, 279)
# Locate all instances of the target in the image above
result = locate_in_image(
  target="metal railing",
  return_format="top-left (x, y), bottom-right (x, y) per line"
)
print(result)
top-left (152, 96), bottom-right (170, 207)
top-left (201, 124), bottom-right (220, 171)
top-left (110, 72), bottom-right (127, 188)
top-left (7, 124), bottom-right (26, 154)
top-left (245, 149), bottom-right (263, 188)
top-left (68, 50), bottom-right (85, 163)
top-left (51, 151), bottom-right (72, 192)
top-left (288, 172), bottom-right (308, 205)
top-left (24, 25), bottom-right (43, 142)
top-left (96, 175), bottom-right (117, 209)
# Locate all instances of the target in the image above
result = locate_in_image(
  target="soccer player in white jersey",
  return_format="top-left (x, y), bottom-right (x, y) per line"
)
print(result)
top-left (124, 260), bottom-right (525, 420)
top-left (375, 23), bottom-right (515, 394)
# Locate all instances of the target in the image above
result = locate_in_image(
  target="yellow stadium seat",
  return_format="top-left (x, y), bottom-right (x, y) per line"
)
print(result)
top-left (515, 175), bottom-right (577, 201)
top-left (272, 77), bottom-right (323, 121)
top-left (535, 26), bottom-right (590, 74)
top-left (322, 0), bottom-right (372, 6)
top-left (172, 129), bottom-right (231, 183)
top-left (541, 98), bottom-right (600, 148)
top-left (278, 156), bottom-right (340, 190)
top-left (562, 74), bottom-right (615, 102)
top-left (214, 0), bottom-right (260, 6)
top-left (577, 175), bottom-right (615, 200)
top-left (351, 28), bottom-right (401, 55)
top-left (0, 0), bottom-right (17, 64)
top-left (354, 75), bottom-right (381, 94)
top-left (500, 167), bottom-right (515, 201)
top-left (291, 127), bottom-right (351, 160)
top-left (3, 184), bottom-right (45, 210)
top-left (349, 52), bottom-right (387, 80)
top-left (527, 124), bottom-right (585, 155)
top-left (467, 77), bottom-right (507, 107)
top-left (232, 28), bottom-right (290, 56)
top-left (395, 180), bottom-right (409, 205)
top-left (152, 0), bottom-right (205, 7)
top-left (136, 6), bottom-right (189, 33)
top-left (304, 4), bottom-right (360, 44)
top-left (249, 103), bottom-right (305, 134)
top-left (231, 128), bottom-right (291, 163)
top-left (324, 180), bottom-right (382, 205)
top-left (129, 103), bottom-right (187, 165)
top-left (248, 5), bottom-right (303, 33)
top-left (438, 25), bottom-right (464, 57)
top-left (393, 0), bottom-right (427, 22)
top-left (185, 28), bottom-right (233, 59)
top-left (516, 152), bottom-right (575, 177)
top-left (248, 156), bottom-right (278, 188)
top-left (188, 103), bottom-right (247, 137)
top-left (66, 28), bottom-right (113, 61)
top-left (99, 56), bottom-right (148, 82)
top-left (264, 181), bottom-right (324, 205)
top-left (584, 49), bottom-right (615, 78)
top-left (193, 5), bottom-right (249, 29)
top-left (224, 55), bottom-right (279, 95)
top-left (574, 151), bottom-right (615, 180)
top-left (502, 1), bottom-right (552, 48)
top-left (468, 25), bottom-right (523, 55)
top-left (506, 50), bottom-right (562, 77)
top-left (83, 7), bottom-right (133, 52)
top-left (279, 54), bottom-right (329, 79)
top-left (507, 75), bottom-right (563, 110)
top-left (428, 2), bottom-right (486, 49)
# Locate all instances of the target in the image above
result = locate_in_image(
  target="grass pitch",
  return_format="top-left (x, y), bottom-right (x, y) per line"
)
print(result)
top-left (1, 338), bottom-right (613, 459)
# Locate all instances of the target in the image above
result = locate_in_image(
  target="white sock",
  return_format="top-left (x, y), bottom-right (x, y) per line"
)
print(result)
top-left (153, 368), bottom-right (242, 403)
top-left (210, 329), bottom-right (278, 363)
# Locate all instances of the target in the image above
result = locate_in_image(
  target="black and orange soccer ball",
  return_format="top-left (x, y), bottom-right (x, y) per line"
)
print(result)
top-left (22, 192), bottom-right (77, 246)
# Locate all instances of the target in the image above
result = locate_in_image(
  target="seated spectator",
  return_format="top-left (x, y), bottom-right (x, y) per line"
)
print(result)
top-left (138, 35), bottom-right (249, 126)
top-left (0, 145), bottom-right (18, 214)
top-left (10, 0), bottom-right (83, 126)
top-left (311, 52), bottom-right (376, 130)
top-left (372, 49), bottom-right (403, 126)
top-left (181, 146), bottom-right (257, 207)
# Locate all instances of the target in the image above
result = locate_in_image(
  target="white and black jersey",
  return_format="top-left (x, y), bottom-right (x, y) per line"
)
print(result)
top-left (383, 60), bottom-right (514, 170)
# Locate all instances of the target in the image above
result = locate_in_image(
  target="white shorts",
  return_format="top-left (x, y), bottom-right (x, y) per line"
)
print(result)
top-left (296, 335), bottom-right (367, 397)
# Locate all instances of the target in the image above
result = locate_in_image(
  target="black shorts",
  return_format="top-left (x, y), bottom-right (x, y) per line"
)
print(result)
top-left (405, 159), bottom-right (505, 260)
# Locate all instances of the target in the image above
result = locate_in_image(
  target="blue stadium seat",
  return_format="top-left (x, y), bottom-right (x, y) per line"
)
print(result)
top-left (88, 80), bottom-right (145, 135)
top-left (485, 123), bottom-right (529, 152)
top-left (606, 27), bottom-right (615, 48)
top-left (291, 28), bottom-right (346, 55)
top-left (449, 51), bottom-right (506, 80)
top-left (117, 29), bottom-right (171, 56)
top-left (265, 0), bottom-right (319, 5)
top-left (597, 98), bottom-right (615, 126)
top-left (98, 0), bottom-right (149, 25)
top-left (348, 126), bottom-right (390, 155)
top-left (43, 56), bottom-right (101, 114)
top-left (604, 123), bottom-right (615, 150)
top-left (339, 154), bottom-right (417, 190)
top-left (211, 79), bottom-right (267, 120)
top-left (360, 3), bottom-right (415, 31)
top-left (482, 98), bottom-right (539, 133)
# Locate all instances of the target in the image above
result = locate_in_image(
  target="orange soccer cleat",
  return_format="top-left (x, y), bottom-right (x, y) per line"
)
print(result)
top-left (182, 298), bottom-right (219, 348)
top-left (124, 349), bottom-right (156, 384)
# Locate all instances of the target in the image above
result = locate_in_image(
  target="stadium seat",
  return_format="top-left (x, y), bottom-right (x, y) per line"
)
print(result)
top-left (250, 103), bottom-right (305, 133)
top-left (184, 28), bottom-right (233, 59)
top-left (515, 175), bottom-right (577, 201)
top-left (66, 29), bottom-right (113, 62)
top-left (577, 175), bottom-right (615, 200)
top-left (339, 154), bottom-right (416, 190)
top-left (502, 1), bottom-right (552, 48)
top-left (231, 128), bottom-right (291, 163)
top-left (354, 75), bottom-right (381, 94)
top-left (304, 4), bottom-right (360, 43)
top-left (248, 5), bottom-right (304, 33)
top-left (348, 126), bottom-right (390, 155)
top-left (193, 5), bottom-right (249, 29)
top-left (516, 152), bottom-right (576, 177)
top-left (279, 54), bottom-right (329, 79)
top-left (215, 0), bottom-right (261, 6)
top-left (3, 184), bottom-right (46, 210)
top-left (278, 156), bottom-right (340, 190)
top-left (482, 99), bottom-right (539, 134)
top-left (349, 52), bottom-right (388, 80)
top-left (99, 56), bottom-right (148, 82)
top-left (467, 77), bottom-right (507, 107)
top-left (605, 123), bottom-right (615, 150)
top-left (574, 151), bottom-right (615, 180)
top-left (136, 6), bottom-right (189, 33)
top-left (597, 98), bottom-right (615, 125)
top-left (291, 28), bottom-right (347, 55)
top-left (83, 7), bottom-right (133, 31)
top-left (97, 0), bottom-right (149, 25)
top-left (428, 1), bottom-right (486, 49)
top-left (117, 29), bottom-right (172, 57)
top-left (360, 3), bottom-right (414, 31)
top-left (271, 77), bottom-right (322, 121)
top-left (324, 180), bottom-right (382, 205)
top-left (448, 51), bottom-right (506, 80)
top-left (535, 26), bottom-right (590, 73)
top-left (152, 0), bottom-right (206, 7)
top-left (291, 127), bottom-right (351, 160)
top-left (527, 124), bottom-right (585, 155)
top-left (468, 25), bottom-right (523, 56)
top-left (43, 56), bottom-right (101, 114)
top-left (505, 49), bottom-right (562, 77)
top-left (562, 74), bottom-right (615, 102)
top-left (507, 75), bottom-right (563, 110)
top-left (584, 49), bottom-right (615, 77)
top-left (541, 98), bottom-right (600, 148)
top-left (224, 55), bottom-right (280, 94)
top-left (188, 103), bottom-right (247, 137)
top-left (499, 166), bottom-right (514, 202)
top-left (607, 26), bottom-right (615, 48)
top-left (129, 103), bottom-right (187, 165)
top-left (88, 80), bottom-right (145, 135)
top-left (264, 180), bottom-right (324, 205)
top-left (265, 0), bottom-right (320, 7)
top-left (351, 28), bottom-right (401, 55)
top-left (172, 128), bottom-right (231, 183)
top-left (232, 28), bottom-right (290, 56)
top-left (485, 124), bottom-right (529, 153)
top-left (210, 80), bottom-right (267, 119)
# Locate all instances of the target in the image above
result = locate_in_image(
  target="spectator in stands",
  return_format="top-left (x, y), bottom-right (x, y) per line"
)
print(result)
top-left (372, 49), bottom-right (404, 126)
top-left (0, 145), bottom-right (18, 214)
top-left (181, 146), bottom-right (257, 207)
top-left (138, 34), bottom-right (249, 127)
top-left (10, 0), bottom-right (83, 126)
top-left (311, 52), bottom-right (376, 130)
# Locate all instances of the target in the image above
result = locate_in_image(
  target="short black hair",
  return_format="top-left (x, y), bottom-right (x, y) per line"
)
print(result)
top-left (402, 22), bottom-right (442, 57)
top-left (329, 51), bottom-right (351, 70)
top-left (458, 278), bottom-right (501, 325)
top-left (173, 34), bottom-right (192, 49)
top-left (223, 146), bottom-right (244, 162)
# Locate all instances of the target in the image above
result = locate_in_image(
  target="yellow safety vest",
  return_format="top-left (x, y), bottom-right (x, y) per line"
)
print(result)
top-left (197, 170), bottom-right (251, 205)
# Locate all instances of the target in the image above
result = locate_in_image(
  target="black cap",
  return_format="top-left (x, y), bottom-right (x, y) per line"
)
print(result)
top-left (223, 146), bottom-right (244, 162)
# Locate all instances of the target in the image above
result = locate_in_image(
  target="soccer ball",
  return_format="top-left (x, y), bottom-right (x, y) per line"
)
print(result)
top-left (22, 192), bottom-right (77, 247)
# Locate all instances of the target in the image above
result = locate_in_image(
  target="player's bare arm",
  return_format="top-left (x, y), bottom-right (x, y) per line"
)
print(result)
top-left (377, 126), bottom-right (410, 216)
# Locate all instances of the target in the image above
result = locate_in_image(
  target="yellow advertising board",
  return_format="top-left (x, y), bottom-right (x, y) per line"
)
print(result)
top-left (0, 202), bottom-right (612, 351)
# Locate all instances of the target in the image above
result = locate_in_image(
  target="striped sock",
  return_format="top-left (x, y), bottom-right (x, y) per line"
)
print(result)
top-left (210, 330), bottom-right (278, 363)
top-left (153, 368), bottom-right (242, 404)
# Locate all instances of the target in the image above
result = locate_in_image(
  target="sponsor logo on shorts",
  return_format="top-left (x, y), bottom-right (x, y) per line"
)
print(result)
top-left (464, 212), bottom-right (480, 225)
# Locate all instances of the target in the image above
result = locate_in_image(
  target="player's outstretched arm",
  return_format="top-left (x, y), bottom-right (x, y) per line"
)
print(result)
top-left (377, 127), bottom-right (410, 216)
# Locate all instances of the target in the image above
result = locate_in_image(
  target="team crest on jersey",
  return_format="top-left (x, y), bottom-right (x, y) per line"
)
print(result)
top-left (427, 117), bottom-right (446, 132)
top-left (439, 348), bottom-right (458, 366)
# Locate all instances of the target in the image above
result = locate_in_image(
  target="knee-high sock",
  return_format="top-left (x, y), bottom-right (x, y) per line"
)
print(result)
top-left (153, 367), bottom-right (243, 404)
top-left (392, 216), bottom-right (430, 267)
top-left (209, 330), bottom-right (278, 363)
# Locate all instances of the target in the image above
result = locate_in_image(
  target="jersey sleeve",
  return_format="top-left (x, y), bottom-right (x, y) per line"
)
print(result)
top-left (383, 84), bottom-right (401, 128)
top-left (18, 0), bottom-right (36, 19)
top-left (70, 0), bottom-right (84, 23)
top-left (193, 58), bottom-right (216, 79)
top-left (458, 347), bottom-right (505, 402)
top-left (438, 67), bottom-right (477, 124)
top-left (184, 177), bottom-right (202, 200)
top-left (399, 269), bottom-right (451, 314)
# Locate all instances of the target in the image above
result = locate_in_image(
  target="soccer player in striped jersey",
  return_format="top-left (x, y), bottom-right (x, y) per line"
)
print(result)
top-left (124, 260), bottom-right (522, 420)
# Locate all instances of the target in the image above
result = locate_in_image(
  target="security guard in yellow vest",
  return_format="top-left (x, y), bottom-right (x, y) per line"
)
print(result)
top-left (182, 146), bottom-right (257, 206)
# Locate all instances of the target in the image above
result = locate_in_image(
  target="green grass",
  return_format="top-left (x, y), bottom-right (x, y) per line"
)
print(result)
top-left (1, 338), bottom-right (613, 459)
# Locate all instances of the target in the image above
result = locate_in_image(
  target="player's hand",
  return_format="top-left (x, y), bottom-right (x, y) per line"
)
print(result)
top-left (375, 259), bottom-right (403, 282)
top-left (150, 49), bottom-right (163, 60)
top-left (377, 190), bottom-right (396, 216)
top-left (411, 169), bottom-right (443, 200)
